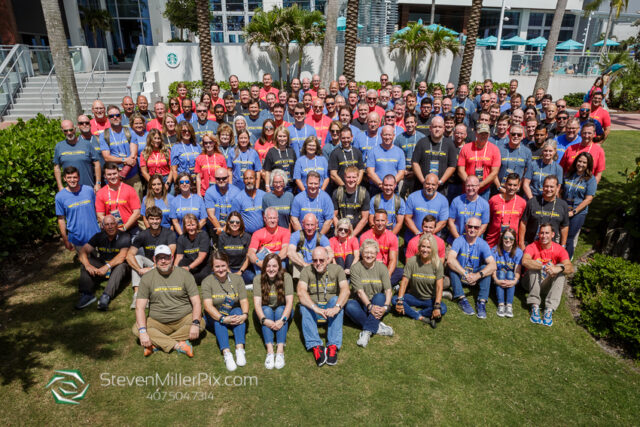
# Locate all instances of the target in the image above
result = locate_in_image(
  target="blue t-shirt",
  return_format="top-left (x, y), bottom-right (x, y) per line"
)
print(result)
top-left (405, 190), bottom-right (449, 239)
top-left (130, 130), bottom-right (148, 155)
top-left (170, 194), bottom-right (207, 226)
top-left (394, 130), bottom-right (425, 168)
top-left (230, 148), bottom-right (262, 190)
top-left (580, 119), bottom-right (604, 136)
top-left (291, 190), bottom-right (334, 230)
top-left (141, 194), bottom-right (175, 228)
top-left (451, 236), bottom-right (493, 273)
top-left (54, 139), bottom-right (99, 188)
top-left (170, 142), bottom-right (202, 175)
top-left (449, 194), bottom-right (490, 239)
top-left (491, 246), bottom-right (523, 274)
top-left (262, 191), bottom-right (295, 229)
top-left (355, 130), bottom-right (382, 164)
top-left (231, 189), bottom-right (266, 233)
top-left (489, 135), bottom-right (510, 147)
top-left (204, 184), bottom-right (242, 226)
top-left (55, 185), bottom-right (100, 246)
top-left (193, 120), bottom-right (219, 143)
top-left (80, 134), bottom-right (103, 167)
top-left (324, 124), bottom-right (362, 149)
top-left (366, 144), bottom-right (406, 182)
top-left (245, 114), bottom-right (267, 140)
top-left (555, 134), bottom-right (582, 163)
top-left (289, 230), bottom-right (331, 263)
top-left (293, 155), bottom-right (329, 185)
top-left (369, 193), bottom-right (406, 230)
top-left (99, 128), bottom-right (138, 179)
top-left (176, 113), bottom-right (198, 125)
top-left (562, 173), bottom-right (597, 212)
top-left (524, 159), bottom-right (564, 197)
top-left (452, 98), bottom-right (475, 117)
top-left (287, 124), bottom-right (317, 158)
top-left (498, 142), bottom-right (532, 184)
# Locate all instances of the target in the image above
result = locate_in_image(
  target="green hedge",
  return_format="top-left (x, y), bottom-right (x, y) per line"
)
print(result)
top-left (0, 114), bottom-right (61, 255)
top-left (564, 92), bottom-right (587, 107)
top-left (573, 254), bottom-right (640, 358)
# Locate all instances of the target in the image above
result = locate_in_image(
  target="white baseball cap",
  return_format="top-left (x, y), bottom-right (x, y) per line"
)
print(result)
top-left (154, 245), bottom-right (172, 257)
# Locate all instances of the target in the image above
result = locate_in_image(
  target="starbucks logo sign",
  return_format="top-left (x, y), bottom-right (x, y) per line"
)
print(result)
top-left (166, 52), bottom-right (180, 68)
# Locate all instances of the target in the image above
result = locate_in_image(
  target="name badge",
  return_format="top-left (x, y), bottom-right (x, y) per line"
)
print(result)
top-left (475, 167), bottom-right (484, 180)
top-left (429, 160), bottom-right (439, 175)
top-left (219, 296), bottom-right (235, 316)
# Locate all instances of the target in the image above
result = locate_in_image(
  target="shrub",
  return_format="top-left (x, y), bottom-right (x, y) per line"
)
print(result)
top-left (563, 92), bottom-right (586, 107)
top-left (572, 254), bottom-right (640, 358)
top-left (0, 114), bottom-right (61, 255)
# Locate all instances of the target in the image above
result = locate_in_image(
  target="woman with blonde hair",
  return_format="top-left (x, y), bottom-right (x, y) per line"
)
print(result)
top-left (195, 132), bottom-right (229, 196)
top-left (140, 129), bottom-right (172, 188)
top-left (523, 139), bottom-right (564, 199)
top-left (162, 113), bottom-right (179, 147)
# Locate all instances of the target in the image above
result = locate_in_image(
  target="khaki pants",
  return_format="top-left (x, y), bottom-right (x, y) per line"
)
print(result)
top-left (132, 313), bottom-right (205, 353)
top-left (525, 270), bottom-right (566, 311)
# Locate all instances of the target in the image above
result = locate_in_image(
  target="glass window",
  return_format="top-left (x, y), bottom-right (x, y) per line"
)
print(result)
top-left (118, 0), bottom-right (141, 18)
top-left (209, 0), bottom-right (222, 12)
top-left (226, 0), bottom-right (244, 12)
top-left (529, 13), bottom-right (544, 27)
top-left (505, 11), bottom-right (520, 27)
top-left (561, 14), bottom-right (575, 28)
top-left (211, 32), bottom-right (224, 43)
top-left (247, 0), bottom-right (263, 11)
top-left (227, 15), bottom-right (245, 31)
top-left (212, 16), bottom-right (223, 32)
top-left (559, 29), bottom-right (573, 41)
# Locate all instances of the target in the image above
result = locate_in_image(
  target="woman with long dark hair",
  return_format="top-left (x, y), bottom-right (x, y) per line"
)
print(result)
top-left (491, 227), bottom-right (523, 318)
top-left (563, 152), bottom-right (597, 259)
top-left (141, 174), bottom-right (174, 229)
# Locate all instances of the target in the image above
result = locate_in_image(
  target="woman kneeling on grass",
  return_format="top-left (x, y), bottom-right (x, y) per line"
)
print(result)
top-left (345, 239), bottom-right (394, 348)
top-left (491, 227), bottom-right (523, 318)
top-left (202, 251), bottom-right (249, 372)
top-left (253, 254), bottom-right (295, 369)
top-left (392, 234), bottom-right (446, 328)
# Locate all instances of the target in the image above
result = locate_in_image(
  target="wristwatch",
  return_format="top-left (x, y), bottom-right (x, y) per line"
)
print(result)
top-left (479, 271), bottom-right (484, 278)
top-left (336, 303), bottom-right (342, 309)
top-left (260, 317), bottom-right (266, 325)
top-left (281, 316), bottom-right (288, 323)
top-left (192, 319), bottom-right (200, 326)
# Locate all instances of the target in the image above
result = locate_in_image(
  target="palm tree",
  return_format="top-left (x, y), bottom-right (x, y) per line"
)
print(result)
top-left (458, 0), bottom-right (483, 87)
top-left (342, 0), bottom-right (359, 82)
top-left (291, 6), bottom-right (325, 80)
top-left (41, 0), bottom-right (81, 119)
top-left (79, 6), bottom-right (112, 48)
top-left (195, 0), bottom-right (214, 90)
top-left (389, 22), bottom-right (429, 91)
top-left (585, 0), bottom-right (630, 57)
top-left (319, 0), bottom-right (339, 88)
top-left (534, 0), bottom-right (567, 91)
top-left (430, 0), bottom-right (436, 25)
top-left (425, 28), bottom-right (460, 83)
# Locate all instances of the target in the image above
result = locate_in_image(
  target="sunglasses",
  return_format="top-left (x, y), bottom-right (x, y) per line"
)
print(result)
top-left (330, 129), bottom-right (340, 134)
top-left (62, 128), bottom-right (75, 133)
top-left (511, 133), bottom-right (523, 137)
top-left (326, 102), bottom-right (335, 106)
top-left (294, 112), bottom-right (306, 116)
top-left (196, 109), bottom-right (208, 113)
top-left (467, 225), bottom-right (480, 230)
top-left (338, 228), bottom-right (349, 232)
top-left (264, 126), bottom-right (274, 130)
top-left (179, 180), bottom-right (190, 184)
top-left (108, 114), bottom-right (121, 118)
top-left (170, 102), bottom-right (179, 105)
top-left (78, 121), bottom-right (90, 125)
top-left (216, 176), bottom-right (228, 181)
top-left (228, 220), bottom-right (240, 225)
top-left (580, 108), bottom-right (590, 112)
top-left (367, 97), bottom-right (377, 101)
top-left (557, 116), bottom-right (568, 120)
top-left (503, 236), bottom-right (515, 241)
top-left (311, 258), bottom-right (325, 263)
top-left (181, 129), bottom-right (191, 133)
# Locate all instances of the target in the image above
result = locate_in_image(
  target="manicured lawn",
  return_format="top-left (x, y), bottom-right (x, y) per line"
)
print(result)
top-left (0, 131), bottom-right (639, 424)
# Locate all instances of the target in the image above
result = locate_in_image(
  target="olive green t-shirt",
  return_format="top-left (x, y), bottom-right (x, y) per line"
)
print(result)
top-left (253, 272), bottom-right (294, 309)
top-left (299, 263), bottom-right (347, 304)
top-left (403, 256), bottom-right (445, 300)
top-left (201, 273), bottom-right (248, 309)
top-left (349, 261), bottom-right (391, 300)
top-left (138, 267), bottom-right (199, 324)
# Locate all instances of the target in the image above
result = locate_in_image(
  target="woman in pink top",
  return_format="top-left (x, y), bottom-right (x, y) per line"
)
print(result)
top-left (195, 132), bottom-right (228, 196)
top-left (329, 218), bottom-right (360, 275)
top-left (140, 128), bottom-right (172, 189)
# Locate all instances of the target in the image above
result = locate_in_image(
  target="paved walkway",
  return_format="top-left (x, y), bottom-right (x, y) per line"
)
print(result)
top-left (611, 114), bottom-right (640, 131)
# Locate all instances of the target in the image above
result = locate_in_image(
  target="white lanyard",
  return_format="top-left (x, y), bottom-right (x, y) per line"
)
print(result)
top-left (475, 142), bottom-right (489, 171)
top-left (501, 195), bottom-right (518, 225)
top-left (107, 184), bottom-right (122, 211)
top-left (181, 194), bottom-right (194, 214)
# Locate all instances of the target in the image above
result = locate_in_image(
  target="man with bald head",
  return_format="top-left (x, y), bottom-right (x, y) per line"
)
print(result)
top-left (405, 173), bottom-right (449, 241)
top-left (121, 96), bottom-right (135, 127)
top-left (54, 119), bottom-right (101, 192)
top-left (90, 100), bottom-right (109, 136)
top-left (360, 89), bottom-right (385, 119)
top-left (366, 125), bottom-right (406, 195)
top-left (288, 213), bottom-right (333, 275)
top-left (309, 74), bottom-right (321, 98)
top-left (355, 112), bottom-right (382, 164)
top-left (305, 97), bottom-right (332, 144)
top-left (147, 101), bottom-right (166, 131)
top-left (411, 116), bottom-right (457, 192)
top-left (136, 94), bottom-right (155, 122)
top-left (231, 169), bottom-right (266, 234)
top-left (337, 75), bottom-right (349, 98)
top-left (448, 175), bottom-right (490, 242)
top-left (248, 207), bottom-right (291, 272)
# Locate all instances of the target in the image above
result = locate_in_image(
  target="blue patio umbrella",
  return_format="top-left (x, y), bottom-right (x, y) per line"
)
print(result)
top-left (527, 36), bottom-right (548, 47)
top-left (424, 23), bottom-right (459, 35)
top-left (556, 39), bottom-right (584, 50)
top-left (501, 35), bottom-right (529, 46)
top-left (593, 39), bottom-right (620, 47)
top-left (337, 16), bottom-right (363, 31)
top-left (476, 36), bottom-right (498, 47)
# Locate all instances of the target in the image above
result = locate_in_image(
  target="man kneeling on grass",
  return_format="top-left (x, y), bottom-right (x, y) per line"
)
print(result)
top-left (132, 245), bottom-right (205, 357)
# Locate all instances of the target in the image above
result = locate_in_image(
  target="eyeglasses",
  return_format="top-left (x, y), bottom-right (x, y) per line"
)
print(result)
top-left (294, 112), bottom-right (306, 116)
top-left (203, 140), bottom-right (214, 145)
top-left (557, 116), bottom-right (568, 120)
top-left (503, 236), bottom-right (515, 241)
top-left (78, 121), bottom-right (90, 125)
top-left (228, 220), bottom-right (241, 225)
top-left (181, 129), bottom-right (191, 133)
top-left (216, 176), bottom-right (228, 181)
top-left (108, 114), bottom-right (121, 118)
top-left (170, 102), bottom-right (179, 105)
top-left (264, 126), bottom-right (274, 130)
top-left (62, 128), bottom-right (75, 133)
top-left (481, 99), bottom-right (491, 103)
top-left (179, 180), bottom-right (190, 184)
top-left (467, 225), bottom-right (480, 230)
top-left (367, 97), bottom-right (377, 101)
top-left (196, 109), bottom-right (207, 113)
top-left (511, 133), bottom-right (523, 137)
top-left (337, 228), bottom-right (349, 233)
top-left (311, 258), bottom-right (325, 263)
top-left (580, 108), bottom-right (590, 112)
top-left (326, 102), bottom-right (335, 106)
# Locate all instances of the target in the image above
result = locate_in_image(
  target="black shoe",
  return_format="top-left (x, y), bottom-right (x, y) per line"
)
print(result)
top-left (97, 293), bottom-right (111, 311)
top-left (325, 345), bottom-right (338, 366)
top-left (312, 345), bottom-right (326, 367)
top-left (75, 293), bottom-right (96, 310)
top-left (419, 317), bottom-right (438, 329)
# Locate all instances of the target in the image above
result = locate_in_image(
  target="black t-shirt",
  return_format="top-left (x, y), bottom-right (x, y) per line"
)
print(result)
top-left (351, 118), bottom-right (368, 132)
top-left (133, 227), bottom-right (176, 259)
top-left (328, 147), bottom-right (364, 182)
top-left (411, 135), bottom-right (458, 181)
top-left (415, 114), bottom-right (432, 133)
top-left (176, 231), bottom-right (211, 266)
top-left (88, 230), bottom-right (131, 262)
top-left (527, 140), bottom-right (544, 161)
top-left (521, 196), bottom-right (570, 245)
top-left (263, 147), bottom-right (297, 178)
top-left (332, 185), bottom-right (371, 228)
top-left (544, 121), bottom-right (558, 138)
top-left (218, 231), bottom-right (251, 271)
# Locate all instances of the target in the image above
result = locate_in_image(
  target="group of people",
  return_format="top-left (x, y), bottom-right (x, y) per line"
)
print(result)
top-left (54, 72), bottom-right (608, 369)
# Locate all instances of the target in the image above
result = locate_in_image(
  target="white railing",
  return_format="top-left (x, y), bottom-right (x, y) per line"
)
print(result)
top-left (81, 49), bottom-right (108, 98)
top-left (510, 53), bottom-right (604, 76)
top-left (0, 45), bottom-right (33, 117)
top-left (126, 45), bottom-right (150, 100)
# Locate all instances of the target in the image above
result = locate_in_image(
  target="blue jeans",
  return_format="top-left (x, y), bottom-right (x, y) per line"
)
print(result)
top-left (204, 307), bottom-right (246, 351)
top-left (335, 254), bottom-right (355, 270)
top-left (344, 293), bottom-right (387, 333)
top-left (566, 210), bottom-right (587, 259)
top-left (391, 293), bottom-right (448, 320)
top-left (260, 305), bottom-right (294, 345)
top-left (390, 268), bottom-right (404, 287)
top-left (447, 183), bottom-right (463, 204)
top-left (450, 270), bottom-right (492, 301)
top-left (300, 296), bottom-right (343, 350)
top-left (479, 187), bottom-right (491, 201)
top-left (495, 282), bottom-right (516, 304)
top-left (230, 266), bottom-right (256, 285)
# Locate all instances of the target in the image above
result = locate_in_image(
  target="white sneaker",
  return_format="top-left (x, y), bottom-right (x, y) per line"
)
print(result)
top-left (357, 330), bottom-right (372, 347)
top-left (264, 353), bottom-right (275, 370)
top-left (275, 353), bottom-right (285, 369)
top-left (130, 291), bottom-right (137, 310)
top-left (235, 348), bottom-right (247, 367)
top-left (376, 322), bottom-right (394, 336)
top-left (223, 351), bottom-right (237, 372)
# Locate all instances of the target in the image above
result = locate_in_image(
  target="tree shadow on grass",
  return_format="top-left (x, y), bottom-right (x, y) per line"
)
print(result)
top-left (578, 176), bottom-right (628, 250)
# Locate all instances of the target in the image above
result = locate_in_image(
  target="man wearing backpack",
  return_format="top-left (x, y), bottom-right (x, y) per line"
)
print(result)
top-left (332, 166), bottom-right (370, 237)
top-left (368, 174), bottom-right (405, 236)
top-left (288, 214), bottom-right (333, 278)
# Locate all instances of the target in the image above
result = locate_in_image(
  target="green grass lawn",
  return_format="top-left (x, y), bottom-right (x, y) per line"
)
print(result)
top-left (1, 131), bottom-right (639, 424)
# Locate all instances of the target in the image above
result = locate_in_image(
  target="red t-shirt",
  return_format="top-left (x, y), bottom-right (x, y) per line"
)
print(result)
top-left (359, 229), bottom-right (398, 266)
top-left (249, 226), bottom-right (291, 254)
top-left (353, 105), bottom-right (386, 121)
top-left (560, 142), bottom-right (606, 176)
top-left (139, 150), bottom-right (171, 177)
top-left (146, 118), bottom-right (163, 132)
top-left (329, 236), bottom-right (360, 261)
top-left (273, 119), bottom-right (291, 129)
top-left (486, 194), bottom-right (527, 247)
top-left (254, 140), bottom-right (275, 164)
top-left (95, 183), bottom-right (141, 225)
top-left (259, 87), bottom-right (279, 102)
top-left (305, 114), bottom-right (333, 146)
top-left (194, 153), bottom-right (229, 195)
top-left (405, 233), bottom-right (446, 260)
top-left (524, 241), bottom-right (569, 265)
top-left (457, 141), bottom-right (502, 192)
top-left (589, 105), bottom-right (611, 129)
top-left (90, 118), bottom-right (110, 136)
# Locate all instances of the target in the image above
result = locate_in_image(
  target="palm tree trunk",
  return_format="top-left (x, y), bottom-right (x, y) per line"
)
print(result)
top-left (426, 54), bottom-right (434, 83)
top-left (41, 0), bottom-right (82, 120)
top-left (458, 0), bottom-right (483, 87)
top-left (297, 46), bottom-right (304, 80)
top-left (430, 0), bottom-right (436, 25)
top-left (285, 47), bottom-right (291, 87)
top-left (410, 56), bottom-right (417, 91)
top-left (196, 0), bottom-right (215, 89)
top-left (343, 0), bottom-right (359, 81)
top-left (534, 0), bottom-right (567, 91)
top-left (601, 6), bottom-right (615, 57)
top-left (320, 0), bottom-right (339, 88)
top-left (278, 51), bottom-right (284, 89)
